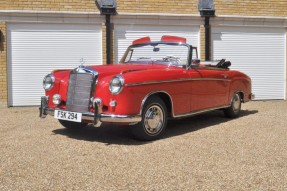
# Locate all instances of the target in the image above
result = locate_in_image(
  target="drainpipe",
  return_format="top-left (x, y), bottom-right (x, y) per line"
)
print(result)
top-left (204, 17), bottom-right (210, 61)
top-left (198, 0), bottom-right (215, 61)
top-left (96, 0), bottom-right (117, 64)
top-left (106, 14), bottom-right (111, 64)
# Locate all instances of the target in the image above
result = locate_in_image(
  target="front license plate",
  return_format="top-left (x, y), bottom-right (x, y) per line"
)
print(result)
top-left (54, 110), bottom-right (82, 123)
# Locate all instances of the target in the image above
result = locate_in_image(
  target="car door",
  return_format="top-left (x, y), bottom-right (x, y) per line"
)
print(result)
top-left (187, 67), bottom-right (231, 112)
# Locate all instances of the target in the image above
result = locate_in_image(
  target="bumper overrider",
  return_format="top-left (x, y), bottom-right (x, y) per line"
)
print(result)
top-left (39, 96), bottom-right (142, 127)
top-left (250, 93), bottom-right (255, 100)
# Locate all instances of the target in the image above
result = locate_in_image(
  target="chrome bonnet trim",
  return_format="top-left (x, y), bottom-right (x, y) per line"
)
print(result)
top-left (126, 78), bottom-right (231, 87)
top-left (70, 66), bottom-right (98, 77)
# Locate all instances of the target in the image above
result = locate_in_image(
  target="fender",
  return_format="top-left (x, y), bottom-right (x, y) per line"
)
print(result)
top-left (140, 91), bottom-right (174, 117)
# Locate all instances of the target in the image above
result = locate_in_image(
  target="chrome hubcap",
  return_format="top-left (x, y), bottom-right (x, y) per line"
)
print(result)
top-left (144, 105), bottom-right (164, 135)
top-left (233, 94), bottom-right (241, 112)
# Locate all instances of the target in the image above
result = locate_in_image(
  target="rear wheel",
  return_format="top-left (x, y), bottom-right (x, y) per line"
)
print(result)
top-left (224, 93), bottom-right (242, 118)
top-left (58, 120), bottom-right (88, 130)
top-left (131, 96), bottom-right (167, 141)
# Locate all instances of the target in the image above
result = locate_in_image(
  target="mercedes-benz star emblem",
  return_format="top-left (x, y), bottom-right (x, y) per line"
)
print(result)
top-left (79, 58), bottom-right (86, 68)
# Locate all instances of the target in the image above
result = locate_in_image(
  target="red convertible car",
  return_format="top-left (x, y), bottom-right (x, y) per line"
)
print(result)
top-left (40, 35), bottom-right (254, 141)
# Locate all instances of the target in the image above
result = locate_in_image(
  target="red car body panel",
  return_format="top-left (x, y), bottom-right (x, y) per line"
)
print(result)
top-left (40, 35), bottom-right (253, 131)
top-left (46, 63), bottom-right (252, 118)
top-left (39, 35), bottom-right (253, 141)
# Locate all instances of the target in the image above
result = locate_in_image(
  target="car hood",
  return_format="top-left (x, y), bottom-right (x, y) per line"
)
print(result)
top-left (87, 63), bottom-right (170, 77)
top-left (52, 63), bottom-right (184, 88)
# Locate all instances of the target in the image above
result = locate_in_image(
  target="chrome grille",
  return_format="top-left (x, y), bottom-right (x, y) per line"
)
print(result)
top-left (66, 70), bottom-right (96, 112)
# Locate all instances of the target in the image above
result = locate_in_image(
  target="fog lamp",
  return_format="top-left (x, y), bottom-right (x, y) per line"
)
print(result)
top-left (53, 94), bottom-right (61, 105)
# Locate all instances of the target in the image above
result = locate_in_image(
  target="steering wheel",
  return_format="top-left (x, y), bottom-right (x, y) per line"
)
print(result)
top-left (163, 56), bottom-right (181, 65)
top-left (216, 59), bottom-right (226, 68)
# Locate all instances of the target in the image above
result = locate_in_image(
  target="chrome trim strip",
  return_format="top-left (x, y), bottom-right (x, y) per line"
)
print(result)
top-left (174, 105), bottom-right (231, 118)
top-left (139, 91), bottom-right (232, 119)
top-left (44, 108), bottom-right (142, 124)
top-left (140, 91), bottom-right (175, 117)
top-left (100, 114), bottom-right (142, 123)
top-left (43, 105), bottom-right (230, 122)
top-left (191, 66), bottom-right (229, 71)
top-left (126, 78), bottom-right (231, 87)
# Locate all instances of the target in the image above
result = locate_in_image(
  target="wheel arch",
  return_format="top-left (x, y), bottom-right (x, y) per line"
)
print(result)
top-left (140, 91), bottom-right (174, 118)
top-left (232, 90), bottom-right (244, 103)
top-left (229, 78), bottom-right (250, 103)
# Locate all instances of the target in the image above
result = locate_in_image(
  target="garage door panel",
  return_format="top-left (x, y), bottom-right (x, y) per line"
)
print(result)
top-left (115, 25), bottom-right (200, 63)
top-left (8, 24), bottom-right (102, 106)
top-left (212, 27), bottom-right (286, 100)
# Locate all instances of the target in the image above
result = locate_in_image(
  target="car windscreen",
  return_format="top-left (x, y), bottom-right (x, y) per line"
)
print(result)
top-left (122, 43), bottom-right (189, 67)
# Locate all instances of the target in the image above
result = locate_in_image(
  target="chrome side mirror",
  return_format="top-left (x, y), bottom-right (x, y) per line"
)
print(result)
top-left (192, 58), bottom-right (201, 65)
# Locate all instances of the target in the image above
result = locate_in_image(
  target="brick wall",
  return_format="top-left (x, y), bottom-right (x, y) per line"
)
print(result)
top-left (102, 24), bottom-right (107, 64)
top-left (1, 0), bottom-right (286, 16)
top-left (117, 0), bottom-right (198, 14)
top-left (0, 0), bottom-right (98, 12)
top-left (0, 0), bottom-right (198, 14)
top-left (0, 22), bottom-right (7, 107)
top-left (200, 26), bottom-right (206, 60)
top-left (118, 0), bottom-right (287, 16)
top-left (215, 0), bottom-right (287, 17)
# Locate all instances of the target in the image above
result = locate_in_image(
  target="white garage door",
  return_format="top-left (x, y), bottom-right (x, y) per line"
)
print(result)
top-left (212, 27), bottom-right (286, 100)
top-left (7, 24), bottom-right (102, 106)
top-left (114, 25), bottom-right (200, 63)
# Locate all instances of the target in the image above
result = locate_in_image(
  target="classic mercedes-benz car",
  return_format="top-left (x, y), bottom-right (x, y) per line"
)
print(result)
top-left (40, 35), bottom-right (254, 141)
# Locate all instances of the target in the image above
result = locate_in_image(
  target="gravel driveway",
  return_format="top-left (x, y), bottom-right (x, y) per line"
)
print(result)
top-left (0, 101), bottom-right (287, 190)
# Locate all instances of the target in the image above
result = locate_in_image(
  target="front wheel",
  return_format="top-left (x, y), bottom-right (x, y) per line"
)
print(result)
top-left (224, 93), bottom-right (242, 118)
top-left (131, 96), bottom-right (167, 141)
top-left (58, 120), bottom-right (88, 130)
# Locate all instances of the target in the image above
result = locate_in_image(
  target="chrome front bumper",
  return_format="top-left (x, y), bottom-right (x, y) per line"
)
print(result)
top-left (39, 96), bottom-right (142, 127)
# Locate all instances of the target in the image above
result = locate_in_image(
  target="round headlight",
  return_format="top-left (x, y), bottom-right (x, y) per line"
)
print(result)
top-left (109, 75), bottom-right (124, 95)
top-left (52, 94), bottom-right (61, 105)
top-left (43, 74), bottom-right (55, 90)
